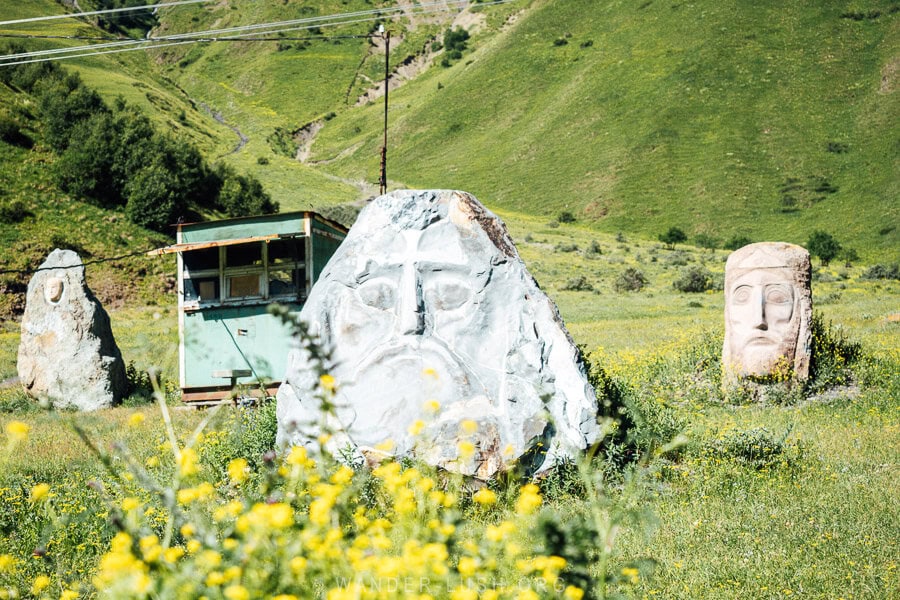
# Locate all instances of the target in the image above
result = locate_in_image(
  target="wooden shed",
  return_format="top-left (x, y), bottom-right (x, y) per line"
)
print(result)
top-left (150, 212), bottom-right (347, 403)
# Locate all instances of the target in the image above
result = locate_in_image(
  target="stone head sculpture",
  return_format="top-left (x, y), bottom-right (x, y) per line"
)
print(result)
top-left (17, 249), bottom-right (127, 410)
top-left (277, 190), bottom-right (601, 479)
top-left (723, 242), bottom-right (812, 383)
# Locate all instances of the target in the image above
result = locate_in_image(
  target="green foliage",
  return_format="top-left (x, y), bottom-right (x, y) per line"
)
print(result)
top-left (0, 200), bottom-right (31, 224)
top-left (723, 235), bottom-right (752, 251)
top-left (614, 267), bottom-right (648, 292)
top-left (658, 227), bottom-right (687, 250)
top-left (861, 263), bottom-right (900, 280)
top-left (440, 27), bottom-right (470, 67)
top-left (557, 210), bottom-right (577, 223)
top-left (213, 164), bottom-right (279, 218)
top-left (806, 230), bottom-right (842, 266)
top-left (807, 313), bottom-right (862, 393)
top-left (0, 112), bottom-right (32, 148)
top-left (561, 275), bottom-right (594, 292)
top-left (672, 266), bottom-right (713, 293)
top-left (704, 426), bottom-right (800, 470)
top-left (694, 233), bottom-right (718, 251)
top-left (198, 402), bottom-right (278, 480)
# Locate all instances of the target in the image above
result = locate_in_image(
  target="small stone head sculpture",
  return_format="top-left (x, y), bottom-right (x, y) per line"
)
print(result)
top-left (723, 242), bottom-right (812, 383)
top-left (44, 277), bottom-right (64, 304)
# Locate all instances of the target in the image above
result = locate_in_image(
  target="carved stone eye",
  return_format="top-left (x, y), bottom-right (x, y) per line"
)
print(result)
top-left (732, 285), bottom-right (752, 304)
top-left (765, 285), bottom-right (792, 304)
top-left (357, 279), bottom-right (396, 310)
top-left (425, 280), bottom-right (472, 311)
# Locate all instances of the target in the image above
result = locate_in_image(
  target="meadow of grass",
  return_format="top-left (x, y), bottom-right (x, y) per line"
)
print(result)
top-left (0, 215), bottom-right (897, 598)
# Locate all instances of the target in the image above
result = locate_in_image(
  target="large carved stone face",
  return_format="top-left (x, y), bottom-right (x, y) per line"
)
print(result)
top-left (329, 222), bottom-right (498, 448)
top-left (278, 190), bottom-right (601, 478)
top-left (723, 242), bottom-right (812, 383)
top-left (726, 268), bottom-right (797, 377)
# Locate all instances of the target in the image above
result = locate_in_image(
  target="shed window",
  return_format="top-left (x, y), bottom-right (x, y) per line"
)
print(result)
top-left (226, 244), bottom-right (263, 267)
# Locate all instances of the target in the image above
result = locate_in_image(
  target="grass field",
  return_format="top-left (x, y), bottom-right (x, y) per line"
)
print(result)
top-left (1, 214), bottom-right (897, 598)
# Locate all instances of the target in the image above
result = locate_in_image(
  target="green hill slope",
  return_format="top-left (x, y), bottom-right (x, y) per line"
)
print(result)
top-left (1, 0), bottom-right (898, 262)
top-left (310, 0), bottom-right (899, 259)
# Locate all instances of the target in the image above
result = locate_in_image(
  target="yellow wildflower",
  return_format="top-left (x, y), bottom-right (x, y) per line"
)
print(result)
top-left (408, 419), bottom-right (426, 436)
top-left (458, 556), bottom-right (478, 578)
top-left (31, 575), bottom-right (51, 595)
top-left (424, 399), bottom-right (441, 413)
top-left (186, 539), bottom-right (201, 554)
top-left (178, 447), bottom-right (199, 477)
top-left (5, 420), bottom-right (30, 444)
top-left (163, 547), bottom-right (184, 563)
top-left (563, 585), bottom-right (585, 600)
top-left (515, 483), bottom-right (542, 515)
top-left (330, 465), bottom-right (354, 486)
top-left (319, 373), bottom-right (337, 392)
top-left (458, 440), bottom-right (475, 459)
top-left (290, 556), bottom-right (308, 574)
top-left (0, 554), bottom-right (14, 572)
top-left (121, 497), bottom-right (140, 512)
top-left (621, 567), bottom-right (639, 584)
top-left (206, 571), bottom-right (225, 586)
top-left (450, 587), bottom-right (478, 600)
top-left (224, 584), bottom-right (250, 600)
top-left (461, 420), bottom-right (478, 434)
top-left (227, 458), bottom-right (249, 484)
top-left (60, 590), bottom-right (79, 600)
top-left (128, 413), bottom-right (145, 427)
top-left (473, 488), bottom-right (497, 506)
top-left (29, 483), bottom-right (50, 503)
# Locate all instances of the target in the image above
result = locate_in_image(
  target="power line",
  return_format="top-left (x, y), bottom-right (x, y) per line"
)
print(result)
top-left (0, 248), bottom-right (166, 276)
top-left (0, 0), bottom-right (516, 67)
top-left (0, 0), bottom-right (505, 63)
top-left (0, 0), bottom-right (214, 27)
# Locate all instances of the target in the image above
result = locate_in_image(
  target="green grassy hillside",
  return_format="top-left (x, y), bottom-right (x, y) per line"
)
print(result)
top-left (309, 0), bottom-right (899, 259)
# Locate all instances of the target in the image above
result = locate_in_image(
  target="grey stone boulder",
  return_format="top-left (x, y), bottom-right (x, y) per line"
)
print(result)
top-left (277, 190), bottom-right (602, 479)
top-left (17, 249), bottom-right (127, 410)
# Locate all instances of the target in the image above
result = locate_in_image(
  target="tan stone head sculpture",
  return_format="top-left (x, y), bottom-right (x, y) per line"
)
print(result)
top-left (723, 242), bottom-right (812, 384)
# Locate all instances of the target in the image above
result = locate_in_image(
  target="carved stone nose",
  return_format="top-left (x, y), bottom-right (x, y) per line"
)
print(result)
top-left (397, 263), bottom-right (424, 335)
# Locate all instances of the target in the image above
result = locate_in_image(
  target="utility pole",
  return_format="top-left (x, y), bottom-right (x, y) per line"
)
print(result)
top-left (379, 27), bottom-right (390, 196)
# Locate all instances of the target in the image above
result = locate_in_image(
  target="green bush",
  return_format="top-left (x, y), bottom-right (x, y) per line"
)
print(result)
top-left (672, 266), bottom-right (713, 293)
top-left (557, 210), bottom-right (576, 223)
top-left (198, 401), bottom-right (278, 481)
top-left (723, 235), bottom-right (752, 251)
top-left (861, 264), bottom-right (900, 280)
top-left (807, 313), bottom-right (862, 393)
top-left (561, 275), bottom-right (593, 292)
top-left (705, 426), bottom-right (799, 470)
top-left (658, 227), bottom-right (687, 250)
top-left (614, 267), bottom-right (648, 292)
top-left (807, 230), bottom-right (841, 266)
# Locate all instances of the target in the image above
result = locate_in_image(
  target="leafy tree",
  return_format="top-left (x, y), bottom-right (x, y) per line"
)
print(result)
top-left (724, 235), bottom-right (753, 251)
top-left (36, 72), bottom-right (107, 150)
top-left (658, 226), bottom-right (687, 250)
top-left (694, 233), bottom-right (718, 251)
top-left (213, 164), bottom-right (278, 217)
top-left (806, 230), bottom-right (841, 266)
top-left (54, 112), bottom-right (121, 206)
top-left (124, 160), bottom-right (187, 232)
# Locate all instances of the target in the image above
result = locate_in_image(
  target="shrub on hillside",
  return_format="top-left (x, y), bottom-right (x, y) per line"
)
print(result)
top-left (861, 264), bottom-right (900, 281)
top-left (659, 226), bottom-right (687, 250)
top-left (561, 275), bottom-right (593, 292)
top-left (0, 112), bottom-right (32, 148)
top-left (807, 230), bottom-right (841, 266)
top-left (694, 233), bottom-right (718, 251)
top-left (614, 267), bottom-right (648, 292)
top-left (724, 235), bottom-right (752, 251)
top-left (557, 210), bottom-right (576, 223)
top-left (673, 266), bottom-right (713, 293)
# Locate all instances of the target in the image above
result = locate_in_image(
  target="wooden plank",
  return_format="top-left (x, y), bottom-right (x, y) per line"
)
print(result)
top-left (147, 234), bottom-right (283, 256)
